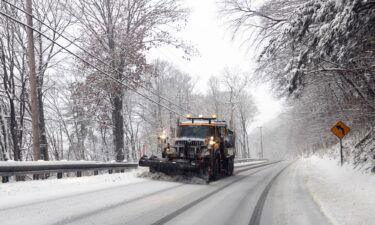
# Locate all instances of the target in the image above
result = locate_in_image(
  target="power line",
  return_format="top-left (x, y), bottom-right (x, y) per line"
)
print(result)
top-left (1, 0), bottom-right (189, 115)
top-left (0, 8), bottom-right (187, 118)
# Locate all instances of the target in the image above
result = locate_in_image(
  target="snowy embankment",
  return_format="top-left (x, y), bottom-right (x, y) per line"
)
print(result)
top-left (234, 160), bottom-right (268, 167)
top-left (322, 128), bottom-right (375, 173)
top-left (0, 159), bottom-right (138, 166)
top-left (0, 159), bottom-right (265, 210)
top-left (0, 168), bottom-right (147, 210)
top-left (0, 160), bottom-right (101, 166)
top-left (301, 156), bottom-right (375, 225)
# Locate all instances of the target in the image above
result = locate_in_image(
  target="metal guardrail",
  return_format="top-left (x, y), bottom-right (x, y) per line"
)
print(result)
top-left (0, 162), bottom-right (138, 183)
top-left (234, 158), bottom-right (268, 164)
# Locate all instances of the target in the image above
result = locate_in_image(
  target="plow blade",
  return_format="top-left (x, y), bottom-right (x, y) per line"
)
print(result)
top-left (139, 156), bottom-right (199, 174)
top-left (139, 156), bottom-right (210, 182)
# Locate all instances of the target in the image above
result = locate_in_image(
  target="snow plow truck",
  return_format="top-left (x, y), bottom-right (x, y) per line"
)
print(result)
top-left (139, 115), bottom-right (235, 181)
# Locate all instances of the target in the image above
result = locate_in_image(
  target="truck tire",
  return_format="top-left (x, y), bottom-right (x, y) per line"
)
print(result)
top-left (228, 157), bottom-right (234, 176)
top-left (210, 157), bottom-right (220, 181)
top-left (199, 161), bottom-right (210, 183)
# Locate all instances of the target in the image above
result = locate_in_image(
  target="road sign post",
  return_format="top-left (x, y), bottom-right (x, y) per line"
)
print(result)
top-left (330, 121), bottom-right (350, 166)
top-left (340, 138), bottom-right (343, 166)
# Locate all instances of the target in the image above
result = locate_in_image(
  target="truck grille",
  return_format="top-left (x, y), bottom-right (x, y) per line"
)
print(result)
top-left (175, 140), bottom-right (204, 146)
top-left (187, 148), bottom-right (196, 158)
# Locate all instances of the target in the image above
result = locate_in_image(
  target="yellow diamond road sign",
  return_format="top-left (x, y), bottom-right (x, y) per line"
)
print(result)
top-left (331, 121), bottom-right (350, 139)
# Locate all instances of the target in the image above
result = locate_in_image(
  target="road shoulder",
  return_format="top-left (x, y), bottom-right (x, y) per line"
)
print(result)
top-left (301, 156), bottom-right (375, 225)
top-left (262, 161), bottom-right (331, 225)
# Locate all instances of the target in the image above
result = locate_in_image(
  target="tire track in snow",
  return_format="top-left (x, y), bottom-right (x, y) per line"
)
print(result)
top-left (151, 161), bottom-right (282, 225)
top-left (235, 161), bottom-right (283, 174)
top-left (0, 179), bottom-right (150, 212)
top-left (248, 162), bottom-right (293, 225)
top-left (52, 183), bottom-right (185, 225)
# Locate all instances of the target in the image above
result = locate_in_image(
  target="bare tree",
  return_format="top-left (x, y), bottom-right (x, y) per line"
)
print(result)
top-left (222, 68), bottom-right (250, 129)
top-left (33, 0), bottom-right (76, 160)
top-left (235, 92), bottom-right (256, 158)
top-left (0, 2), bottom-right (29, 161)
top-left (138, 60), bottom-right (195, 156)
top-left (219, 0), bottom-right (375, 164)
top-left (68, 0), bottom-right (188, 161)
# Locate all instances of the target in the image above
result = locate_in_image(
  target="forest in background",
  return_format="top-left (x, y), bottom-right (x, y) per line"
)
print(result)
top-left (0, 0), bottom-right (257, 162)
top-left (221, 0), bottom-right (375, 171)
top-left (1, 0), bottom-right (374, 170)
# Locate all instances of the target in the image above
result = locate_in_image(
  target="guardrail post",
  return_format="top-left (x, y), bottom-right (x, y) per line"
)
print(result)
top-left (16, 175), bottom-right (25, 181)
top-left (94, 170), bottom-right (98, 176)
top-left (43, 173), bottom-right (50, 180)
top-left (77, 171), bottom-right (82, 177)
top-left (2, 176), bottom-right (9, 183)
top-left (57, 172), bottom-right (63, 179)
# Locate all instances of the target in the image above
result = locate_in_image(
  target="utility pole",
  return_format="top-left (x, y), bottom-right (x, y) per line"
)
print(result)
top-left (258, 126), bottom-right (263, 159)
top-left (339, 138), bottom-right (343, 166)
top-left (26, 0), bottom-right (41, 161)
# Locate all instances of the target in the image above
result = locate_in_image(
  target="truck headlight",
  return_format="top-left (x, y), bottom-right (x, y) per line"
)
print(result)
top-left (209, 136), bottom-right (215, 145)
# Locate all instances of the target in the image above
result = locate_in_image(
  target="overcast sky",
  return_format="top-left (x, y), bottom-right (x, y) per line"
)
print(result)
top-left (149, 0), bottom-right (282, 128)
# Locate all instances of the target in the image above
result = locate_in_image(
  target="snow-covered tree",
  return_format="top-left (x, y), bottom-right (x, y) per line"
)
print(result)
top-left (220, 0), bottom-right (375, 161)
top-left (68, 0), bottom-right (189, 161)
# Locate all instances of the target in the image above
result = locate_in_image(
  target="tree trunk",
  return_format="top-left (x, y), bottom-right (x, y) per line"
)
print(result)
top-left (9, 100), bottom-right (20, 161)
top-left (1, 54), bottom-right (20, 160)
top-left (0, 107), bottom-right (6, 161)
top-left (0, 105), bottom-right (8, 160)
top-left (38, 88), bottom-right (49, 160)
top-left (18, 67), bottom-right (27, 162)
top-left (37, 27), bottom-right (49, 161)
top-left (112, 95), bottom-right (124, 161)
top-left (245, 130), bottom-right (250, 158)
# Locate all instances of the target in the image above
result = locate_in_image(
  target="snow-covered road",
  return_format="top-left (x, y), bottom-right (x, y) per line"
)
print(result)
top-left (0, 162), bottom-right (332, 225)
top-left (2, 159), bottom-right (371, 225)
top-left (262, 161), bottom-right (330, 225)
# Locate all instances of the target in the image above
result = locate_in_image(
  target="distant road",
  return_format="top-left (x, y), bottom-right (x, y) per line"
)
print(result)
top-left (0, 161), bottom-right (331, 225)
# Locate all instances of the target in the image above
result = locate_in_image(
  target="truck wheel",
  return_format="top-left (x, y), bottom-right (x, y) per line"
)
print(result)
top-left (210, 157), bottom-right (220, 181)
top-left (199, 163), bottom-right (210, 183)
top-left (210, 169), bottom-right (216, 181)
top-left (228, 157), bottom-right (234, 176)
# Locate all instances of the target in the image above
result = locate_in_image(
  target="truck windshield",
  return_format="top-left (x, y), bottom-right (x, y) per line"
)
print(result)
top-left (177, 126), bottom-right (213, 138)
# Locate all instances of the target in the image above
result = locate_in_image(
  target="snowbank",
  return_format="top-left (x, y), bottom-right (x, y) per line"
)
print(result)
top-left (301, 156), bottom-right (375, 225)
top-left (137, 171), bottom-right (207, 184)
top-left (0, 160), bottom-right (137, 166)
top-left (234, 160), bottom-right (268, 167)
top-left (319, 128), bottom-right (375, 174)
top-left (0, 168), bottom-right (147, 209)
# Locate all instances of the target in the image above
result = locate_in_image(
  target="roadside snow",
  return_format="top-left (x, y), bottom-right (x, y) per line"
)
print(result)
top-left (137, 171), bottom-right (207, 184)
top-left (0, 160), bottom-right (98, 166)
top-left (0, 160), bottom-right (137, 166)
top-left (234, 160), bottom-right (268, 167)
top-left (319, 130), bottom-right (375, 173)
top-left (301, 156), bottom-right (375, 225)
top-left (0, 168), bottom-right (148, 210)
top-left (0, 159), bottom-right (267, 211)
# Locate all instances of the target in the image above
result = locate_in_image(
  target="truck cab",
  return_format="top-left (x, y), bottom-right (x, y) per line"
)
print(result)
top-left (139, 116), bottom-right (235, 181)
